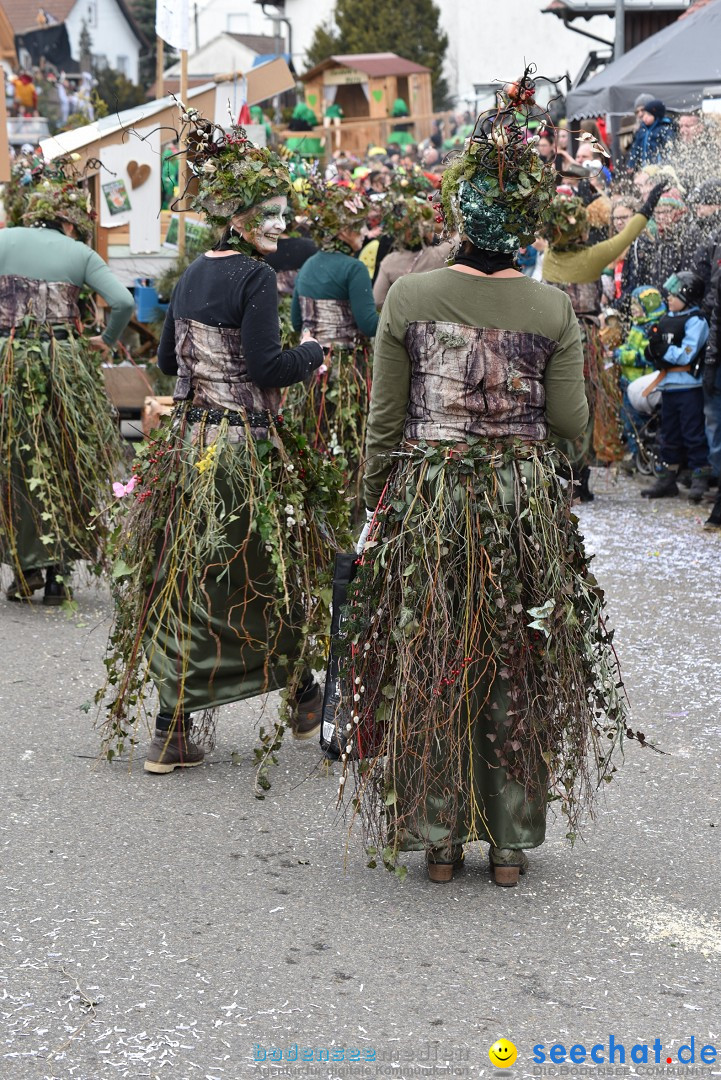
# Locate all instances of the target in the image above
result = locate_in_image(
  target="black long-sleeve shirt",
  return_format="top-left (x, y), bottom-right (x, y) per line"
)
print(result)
top-left (158, 253), bottom-right (323, 388)
top-left (264, 235), bottom-right (317, 273)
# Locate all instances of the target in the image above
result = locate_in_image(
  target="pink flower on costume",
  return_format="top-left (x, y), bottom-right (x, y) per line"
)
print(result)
top-left (343, 194), bottom-right (365, 215)
top-left (112, 476), bottom-right (139, 498)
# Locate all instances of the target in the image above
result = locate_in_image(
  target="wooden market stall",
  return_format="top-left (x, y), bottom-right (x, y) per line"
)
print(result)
top-left (36, 84), bottom-right (221, 424)
top-left (38, 82), bottom-right (220, 271)
top-left (295, 52), bottom-right (434, 156)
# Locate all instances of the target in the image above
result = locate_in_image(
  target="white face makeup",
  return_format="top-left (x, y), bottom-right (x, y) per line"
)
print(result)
top-left (234, 195), bottom-right (288, 254)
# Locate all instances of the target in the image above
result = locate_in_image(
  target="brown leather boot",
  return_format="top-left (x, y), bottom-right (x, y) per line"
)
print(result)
top-left (489, 847), bottom-right (529, 887)
top-left (427, 845), bottom-right (465, 883)
top-left (144, 715), bottom-right (205, 774)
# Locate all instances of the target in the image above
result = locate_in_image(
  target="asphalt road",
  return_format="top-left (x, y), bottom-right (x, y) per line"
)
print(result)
top-left (1, 470), bottom-right (720, 1080)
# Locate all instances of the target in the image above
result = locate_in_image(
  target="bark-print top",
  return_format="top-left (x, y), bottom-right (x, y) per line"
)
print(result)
top-left (299, 297), bottom-right (359, 348)
top-left (174, 317), bottom-right (281, 441)
top-left (157, 256), bottom-right (323, 438)
top-left (275, 269), bottom-right (298, 298)
top-left (404, 320), bottom-right (557, 443)
top-left (547, 279), bottom-right (603, 317)
top-left (0, 275), bottom-right (81, 327)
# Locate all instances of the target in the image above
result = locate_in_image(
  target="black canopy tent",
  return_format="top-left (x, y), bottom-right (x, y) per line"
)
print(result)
top-left (565, 0), bottom-right (721, 118)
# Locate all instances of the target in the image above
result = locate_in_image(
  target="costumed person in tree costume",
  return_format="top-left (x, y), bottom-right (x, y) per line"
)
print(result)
top-left (0, 172), bottom-right (134, 604)
top-left (3, 147), bottom-right (46, 228)
top-left (372, 172), bottom-right (455, 306)
top-left (335, 70), bottom-right (638, 886)
top-left (98, 114), bottom-right (350, 775)
top-left (541, 178), bottom-right (667, 499)
top-left (288, 182), bottom-right (378, 509)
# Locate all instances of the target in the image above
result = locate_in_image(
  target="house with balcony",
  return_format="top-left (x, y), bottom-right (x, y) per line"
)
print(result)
top-left (0, 0), bottom-right (145, 83)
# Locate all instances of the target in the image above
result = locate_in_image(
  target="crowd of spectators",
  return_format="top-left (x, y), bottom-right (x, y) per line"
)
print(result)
top-left (271, 94), bottom-right (721, 526)
top-left (6, 84), bottom-right (721, 525)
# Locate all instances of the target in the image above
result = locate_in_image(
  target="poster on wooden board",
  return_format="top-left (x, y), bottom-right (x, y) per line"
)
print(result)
top-left (99, 124), bottom-right (161, 253)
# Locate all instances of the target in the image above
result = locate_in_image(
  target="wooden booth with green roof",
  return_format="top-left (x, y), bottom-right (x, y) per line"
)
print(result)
top-left (291, 52), bottom-right (434, 157)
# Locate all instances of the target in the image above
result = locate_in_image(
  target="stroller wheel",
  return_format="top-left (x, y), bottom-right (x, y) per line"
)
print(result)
top-left (634, 450), bottom-right (655, 476)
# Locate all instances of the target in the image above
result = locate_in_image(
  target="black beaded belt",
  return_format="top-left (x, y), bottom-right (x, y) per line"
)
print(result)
top-left (0, 326), bottom-right (70, 340)
top-left (185, 405), bottom-right (280, 427)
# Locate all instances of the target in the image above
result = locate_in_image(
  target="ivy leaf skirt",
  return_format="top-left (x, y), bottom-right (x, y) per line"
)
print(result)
top-left (280, 343), bottom-right (371, 515)
top-left (97, 405), bottom-right (351, 755)
top-left (337, 440), bottom-right (630, 867)
top-left (0, 327), bottom-right (125, 577)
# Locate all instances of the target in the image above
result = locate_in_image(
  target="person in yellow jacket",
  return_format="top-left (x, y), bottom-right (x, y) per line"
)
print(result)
top-left (541, 180), bottom-right (667, 497)
top-left (11, 72), bottom-right (38, 116)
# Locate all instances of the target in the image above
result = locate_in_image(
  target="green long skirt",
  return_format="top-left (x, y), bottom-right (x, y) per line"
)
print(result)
top-left (0, 328), bottom-right (123, 577)
top-left (98, 407), bottom-right (350, 751)
top-left (145, 476), bottom-right (307, 714)
top-left (336, 441), bottom-right (629, 866)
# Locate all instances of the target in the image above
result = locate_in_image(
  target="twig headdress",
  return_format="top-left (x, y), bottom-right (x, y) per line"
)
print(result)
top-left (301, 170), bottom-right (370, 253)
top-left (380, 173), bottom-right (437, 251)
top-left (539, 194), bottom-right (589, 251)
top-left (438, 67), bottom-right (557, 252)
top-left (181, 109), bottom-right (292, 226)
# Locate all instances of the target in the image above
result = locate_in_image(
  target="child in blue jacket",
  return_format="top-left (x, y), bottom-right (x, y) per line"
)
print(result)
top-left (641, 271), bottom-right (710, 502)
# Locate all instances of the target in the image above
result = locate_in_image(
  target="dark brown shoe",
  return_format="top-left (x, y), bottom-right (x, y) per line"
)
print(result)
top-left (427, 845), bottom-right (465, 883)
top-left (144, 718), bottom-right (205, 774)
top-left (290, 682), bottom-right (323, 741)
top-left (489, 847), bottom-right (529, 887)
top-left (6, 568), bottom-right (45, 601)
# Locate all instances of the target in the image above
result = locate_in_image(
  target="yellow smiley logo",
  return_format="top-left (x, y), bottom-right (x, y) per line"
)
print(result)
top-left (489, 1039), bottom-right (517, 1068)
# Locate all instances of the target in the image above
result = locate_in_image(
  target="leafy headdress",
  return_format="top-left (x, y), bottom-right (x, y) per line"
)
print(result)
top-left (389, 165), bottom-right (433, 200)
top-left (376, 168), bottom-right (436, 250)
top-left (5, 144), bottom-right (48, 228)
top-left (180, 108), bottom-right (292, 254)
top-left (302, 173), bottom-right (370, 253)
top-left (21, 155), bottom-right (96, 242)
top-left (437, 67), bottom-right (556, 252)
top-left (539, 194), bottom-right (589, 252)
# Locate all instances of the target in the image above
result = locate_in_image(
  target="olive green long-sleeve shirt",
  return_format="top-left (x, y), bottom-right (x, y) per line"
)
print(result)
top-left (0, 227), bottom-right (135, 345)
top-left (543, 213), bottom-right (648, 285)
top-left (364, 268), bottom-right (588, 508)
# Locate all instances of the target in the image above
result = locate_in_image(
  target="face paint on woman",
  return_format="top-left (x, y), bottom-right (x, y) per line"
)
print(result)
top-left (235, 196), bottom-right (288, 254)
